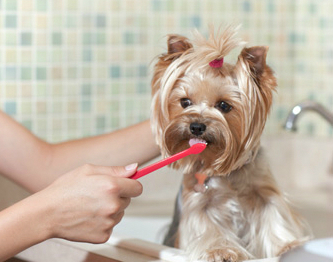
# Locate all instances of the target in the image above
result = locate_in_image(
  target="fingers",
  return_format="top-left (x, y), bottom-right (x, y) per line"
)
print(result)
top-left (83, 163), bottom-right (137, 178)
top-left (82, 164), bottom-right (143, 198)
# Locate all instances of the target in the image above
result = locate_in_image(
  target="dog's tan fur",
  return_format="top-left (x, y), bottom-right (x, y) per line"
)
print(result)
top-left (151, 26), bottom-right (309, 261)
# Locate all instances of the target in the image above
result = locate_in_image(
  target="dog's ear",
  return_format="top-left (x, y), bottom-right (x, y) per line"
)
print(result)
top-left (240, 46), bottom-right (268, 77)
top-left (167, 34), bottom-right (193, 59)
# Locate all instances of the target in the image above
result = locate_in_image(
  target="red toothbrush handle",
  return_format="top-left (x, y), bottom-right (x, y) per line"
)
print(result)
top-left (130, 148), bottom-right (191, 180)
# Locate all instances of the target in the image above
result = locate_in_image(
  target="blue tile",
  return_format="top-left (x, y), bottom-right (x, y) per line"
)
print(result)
top-left (21, 32), bottom-right (32, 45)
top-left (110, 66), bottom-right (121, 78)
top-left (5, 15), bottom-right (17, 28)
top-left (82, 49), bottom-right (92, 61)
top-left (124, 32), bottom-right (135, 44)
top-left (152, 0), bottom-right (163, 11)
top-left (96, 15), bottom-right (106, 27)
top-left (243, 1), bottom-right (251, 12)
top-left (81, 100), bottom-right (91, 112)
top-left (6, 67), bottom-right (16, 80)
top-left (191, 16), bottom-right (201, 28)
top-left (267, 0), bottom-right (275, 13)
top-left (136, 81), bottom-right (148, 93)
top-left (36, 68), bottom-right (47, 80)
top-left (138, 65), bottom-right (147, 77)
top-left (5, 101), bottom-right (17, 115)
top-left (81, 84), bottom-right (91, 95)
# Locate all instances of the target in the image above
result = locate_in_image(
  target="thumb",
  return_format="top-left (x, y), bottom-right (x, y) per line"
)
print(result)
top-left (110, 163), bottom-right (138, 178)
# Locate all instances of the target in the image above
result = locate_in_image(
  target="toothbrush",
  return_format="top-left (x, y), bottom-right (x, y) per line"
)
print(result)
top-left (130, 142), bottom-right (207, 180)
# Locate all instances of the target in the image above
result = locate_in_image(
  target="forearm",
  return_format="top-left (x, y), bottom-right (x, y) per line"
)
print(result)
top-left (44, 120), bottom-right (160, 190)
top-left (0, 192), bottom-right (51, 261)
top-left (0, 110), bottom-right (160, 192)
top-left (52, 120), bottom-right (159, 168)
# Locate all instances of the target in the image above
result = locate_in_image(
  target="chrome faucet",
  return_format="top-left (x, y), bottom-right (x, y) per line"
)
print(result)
top-left (284, 100), bottom-right (333, 131)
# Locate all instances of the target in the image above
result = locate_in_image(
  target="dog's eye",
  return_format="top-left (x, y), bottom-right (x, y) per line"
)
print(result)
top-left (216, 101), bottom-right (232, 113)
top-left (180, 98), bottom-right (192, 108)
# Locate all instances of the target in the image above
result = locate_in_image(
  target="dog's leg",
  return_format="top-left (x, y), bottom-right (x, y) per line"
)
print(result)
top-left (178, 180), bottom-right (252, 262)
top-left (242, 186), bottom-right (308, 258)
top-left (163, 185), bottom-right (182, 247)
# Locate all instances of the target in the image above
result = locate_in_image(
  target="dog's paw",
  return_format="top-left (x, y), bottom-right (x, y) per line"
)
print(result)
top-left (204, 248), bottom-right (245, 262)
top-left (277, 240), bottom-right (303, 256)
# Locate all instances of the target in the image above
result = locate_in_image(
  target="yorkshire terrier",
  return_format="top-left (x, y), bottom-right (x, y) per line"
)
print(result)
top-left (150, 26), bottom-right (309, 261)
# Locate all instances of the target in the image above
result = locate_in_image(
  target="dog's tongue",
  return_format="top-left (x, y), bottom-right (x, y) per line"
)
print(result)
top-left (189, 138), bottom-right (207, 147)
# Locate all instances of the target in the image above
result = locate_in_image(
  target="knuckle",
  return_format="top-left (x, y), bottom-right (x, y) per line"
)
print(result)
top-left (107, 182), bottom-right (121, 195)
top-left (108, 201), bottom-right (122, 214)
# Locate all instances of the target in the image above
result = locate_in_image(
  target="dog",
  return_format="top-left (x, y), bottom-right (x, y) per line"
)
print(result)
top-left (150, 26), bottom-right (309, 262)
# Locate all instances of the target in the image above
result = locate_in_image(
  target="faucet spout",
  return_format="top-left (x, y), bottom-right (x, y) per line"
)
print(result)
top-left (284, 101), bottom-right (333, 131)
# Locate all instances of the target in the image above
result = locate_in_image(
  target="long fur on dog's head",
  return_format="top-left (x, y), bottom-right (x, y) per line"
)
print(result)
top-left (151, 26), bottom-right (277, 175)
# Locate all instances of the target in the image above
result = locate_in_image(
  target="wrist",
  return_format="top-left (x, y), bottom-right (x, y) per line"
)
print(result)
top-left (0, 191), bottom-right (53, 260)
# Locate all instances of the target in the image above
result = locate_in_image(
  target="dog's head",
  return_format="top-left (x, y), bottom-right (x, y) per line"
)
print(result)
top-left (151, 26), bottom-right (277, 176)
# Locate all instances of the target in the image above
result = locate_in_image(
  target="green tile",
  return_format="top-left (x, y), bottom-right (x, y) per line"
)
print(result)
top-left (109, 99), bottom-right (120, 111)
top-left (96, 116), bottom-right (106, 129)
top-left (36, 50), bottom-right (47, 63)
top-left (83, 32), bottom-right (92, 45)
top-left (110, 82), bottom-right (120, 95)
top-left (52, 16), bottom-right (62, 27)
top-left (21, 102), bottom-right (32, 114)
top-left (67, 0), bottom-right (78, 10)
top-left (6, 0), bottom-right (17, 10)
top-left (21, 67), bottom-right (32, 80)
top-left (52, 50), bottom-right (62, 62)
top-left (37, 84), bottom-right (47, 96)
top-left (6, 32), bottom-right (17, 45)
top-left (81, 84), bottom-right (91, 96)
top-left (5, 15), bottom-right (17, 28)
top-left (95, 33), bottom-right (106, 45)
top-left (110, 117), bottom-right (120, 128)
top-left (36, 0), bottom-right (47, 11)
top-left (67, 67), bottom-right (77, 79)
top-left (22, 120), bottom-right (32, 130)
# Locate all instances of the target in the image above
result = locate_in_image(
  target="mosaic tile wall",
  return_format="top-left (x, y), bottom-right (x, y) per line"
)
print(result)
top-left (0, 0), bottom-right (332, 142)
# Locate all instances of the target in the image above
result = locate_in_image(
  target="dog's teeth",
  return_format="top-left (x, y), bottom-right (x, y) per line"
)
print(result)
top-left (189, 138), bottom-right (207, 147)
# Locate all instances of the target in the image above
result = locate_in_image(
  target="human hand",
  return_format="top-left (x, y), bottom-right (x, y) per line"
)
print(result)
top-left (37, 163), bottom-right (141, 243)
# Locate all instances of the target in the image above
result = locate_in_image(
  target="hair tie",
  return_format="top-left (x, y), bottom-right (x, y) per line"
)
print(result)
top-left (209, 58), bottom-right (224, 68)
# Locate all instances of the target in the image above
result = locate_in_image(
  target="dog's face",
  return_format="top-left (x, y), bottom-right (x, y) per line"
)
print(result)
top-left (151, 27), bottom-right (277, 176)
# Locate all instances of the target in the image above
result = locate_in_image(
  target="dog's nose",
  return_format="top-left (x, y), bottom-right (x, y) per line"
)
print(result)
top-left (190, 122), bottom-right (206, 136)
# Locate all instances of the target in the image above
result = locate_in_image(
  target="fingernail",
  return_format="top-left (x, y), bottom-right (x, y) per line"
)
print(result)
top-left (125, 163), bottom-right (138, 171)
